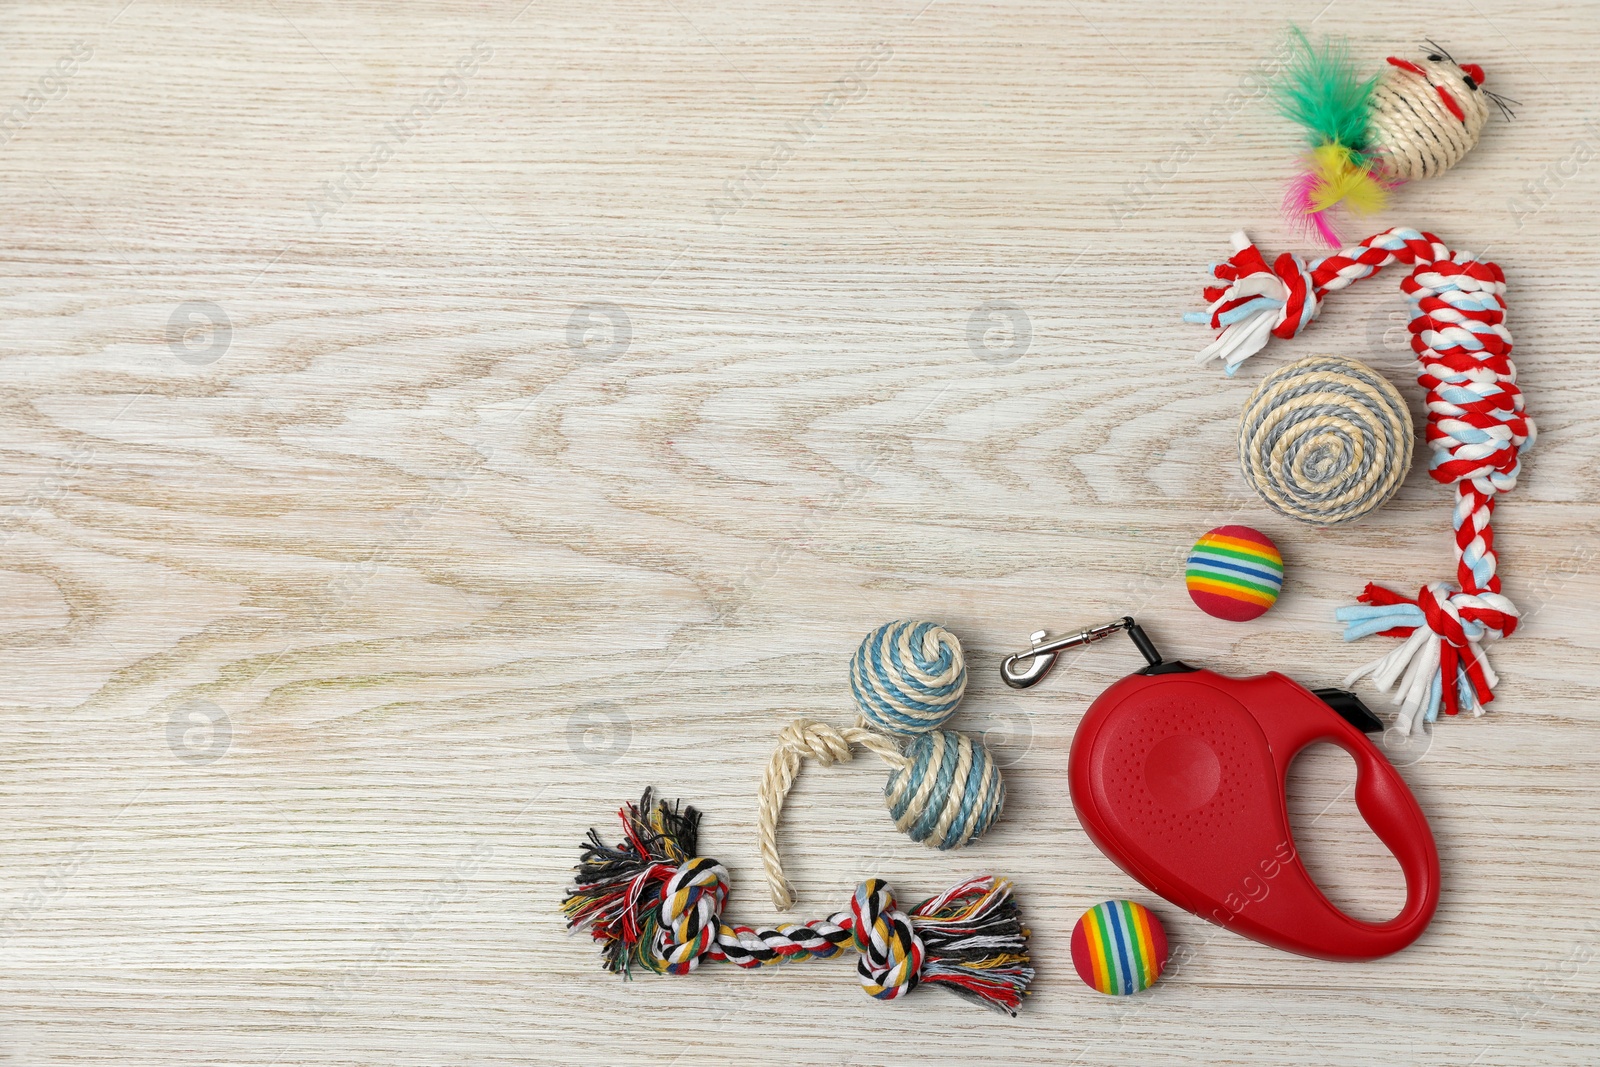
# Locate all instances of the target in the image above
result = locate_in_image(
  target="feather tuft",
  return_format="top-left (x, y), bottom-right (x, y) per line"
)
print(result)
top-left (1283, 170), bottom-right (1343, 247)
top-left (1283, 143), bottom-right (1389, 247)
top-left (1274, 26), bottom-right (1377, 154)
top-left (1307, 143), bottom-right (1388, 214)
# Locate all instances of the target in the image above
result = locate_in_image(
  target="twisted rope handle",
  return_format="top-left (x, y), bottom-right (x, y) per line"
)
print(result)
top-left (1311, 232), bottom-right (1528, 590)
top-left (758, 719), bottom-right (909, 910)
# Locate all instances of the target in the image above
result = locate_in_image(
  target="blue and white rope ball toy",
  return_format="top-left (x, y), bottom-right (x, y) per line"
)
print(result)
top-left (758, 620), bottom-right (1004, 910)
top-left (850, 619), bottom-right (968, 734)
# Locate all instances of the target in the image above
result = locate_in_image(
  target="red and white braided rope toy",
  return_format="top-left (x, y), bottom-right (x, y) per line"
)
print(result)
top-left (1186, 228), bottom-right (1535, 733)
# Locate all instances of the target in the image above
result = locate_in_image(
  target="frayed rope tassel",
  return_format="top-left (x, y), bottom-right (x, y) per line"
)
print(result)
top-left (562, 789), bottom-right (1035, 1015)
top-left (1336, 583), bottom-right (1502, 733)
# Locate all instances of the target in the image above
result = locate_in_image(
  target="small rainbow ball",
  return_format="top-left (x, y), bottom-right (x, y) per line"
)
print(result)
top-left (1071, 900), bottom-right (1168, 995)
top-left (1185, 525), bottom-right (1283, 622)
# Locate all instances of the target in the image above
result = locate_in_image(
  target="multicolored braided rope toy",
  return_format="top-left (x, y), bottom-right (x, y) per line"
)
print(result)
top-left (1278, 29), bottom-right (1513, 246)
top-left (1185, 228), bottom-right (1534, 732)
top-left (563, 790), bottom-right (1035, 1015)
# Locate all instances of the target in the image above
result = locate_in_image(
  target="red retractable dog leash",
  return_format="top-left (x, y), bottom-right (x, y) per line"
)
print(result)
top-left (1003, 618), bottom-right (1439, 961)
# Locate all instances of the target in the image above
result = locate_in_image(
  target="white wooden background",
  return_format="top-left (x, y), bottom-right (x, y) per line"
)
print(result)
top-left (0, 1), bottom-right (1596, 1063)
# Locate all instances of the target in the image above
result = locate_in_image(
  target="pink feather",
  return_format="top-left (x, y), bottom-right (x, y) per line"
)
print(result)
top-left (1283, 170), bottom-right (1343, 247)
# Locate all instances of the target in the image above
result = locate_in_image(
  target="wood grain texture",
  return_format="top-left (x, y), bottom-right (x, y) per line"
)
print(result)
top-left (0, 0), bottom-right (1597, 1063)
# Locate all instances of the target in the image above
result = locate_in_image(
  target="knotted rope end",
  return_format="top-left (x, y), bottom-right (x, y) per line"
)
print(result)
top-left (1188, 233), bottom-right (1319, 372)
top-left (1337, 582), bottom-right (1509, 733)
top-left (562, 788), bottom-right (703, 978)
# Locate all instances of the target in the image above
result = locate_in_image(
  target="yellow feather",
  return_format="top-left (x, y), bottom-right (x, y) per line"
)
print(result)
top-left (1308, 143), bottom-right (1387, 215)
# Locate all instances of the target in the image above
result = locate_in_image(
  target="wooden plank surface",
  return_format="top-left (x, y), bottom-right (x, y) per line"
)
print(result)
top-left (0, 0), bottom-right (1597, 1063)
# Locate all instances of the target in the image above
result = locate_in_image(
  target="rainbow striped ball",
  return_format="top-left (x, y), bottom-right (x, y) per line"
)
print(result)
top-left (1185, 525), bottom-right (1283, 622)
top-left (1071, 900), bottom-right (1168, 995)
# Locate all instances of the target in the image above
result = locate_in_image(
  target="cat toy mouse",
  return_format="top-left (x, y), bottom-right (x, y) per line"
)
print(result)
top-left (1279, 30), bottom-right (1514, 245)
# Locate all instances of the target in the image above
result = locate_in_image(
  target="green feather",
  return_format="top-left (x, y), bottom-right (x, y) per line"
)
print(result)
top-left (1274, 26), bottom-right (1377, 154)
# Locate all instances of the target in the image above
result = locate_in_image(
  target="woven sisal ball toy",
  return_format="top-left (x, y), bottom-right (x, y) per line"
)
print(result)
top-left (1238, 354), bottom-right (1414, 525)
top-left (850, 619), bottom-right (967, 735)
top-left (564, 790), bottom-right (1035, 1015)
top-left (759, 620), bottom-right (1004, 910)
top-left (886, 729), bottom-right (1004, 847)
top-left (1277, 29), bottom-right (1513, 246)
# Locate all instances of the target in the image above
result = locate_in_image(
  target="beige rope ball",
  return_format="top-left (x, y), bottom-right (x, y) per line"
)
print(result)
top-left (1238, 355), bottom-right (1415, 526)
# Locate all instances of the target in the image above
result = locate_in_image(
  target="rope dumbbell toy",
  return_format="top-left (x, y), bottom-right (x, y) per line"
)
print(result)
top-left (759, 620), bottom-right (1004, 909)
top-left (1186, 228), bottom-right (1534, 731)
top-left (1238, 354), bottom-right (1414, 526)
top-left (563, 789), bottom-right (1035, 1015)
